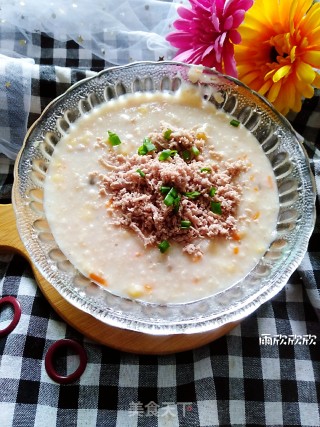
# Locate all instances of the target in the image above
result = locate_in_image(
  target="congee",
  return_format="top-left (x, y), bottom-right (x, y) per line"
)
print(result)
top-left (44, 86), bottom-right (279, 303)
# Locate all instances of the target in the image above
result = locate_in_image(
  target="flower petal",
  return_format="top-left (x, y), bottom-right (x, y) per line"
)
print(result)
top-left (201, 50), bottom-right (220, 70)
top-left (224, 0), bottom-right (253, 17)
top-left (173, 48), bottom-right (203, 64)
top-left (295, 79), bottom-right (315, 98)
top-left (224, 15), bottom-right (234, 31)
top-left (258, 79), bottom-right (273, 96)
top-left (296, 62), bottom-right (316, 84)
top-left (166, 32), bottom-right (193, 48)
top-left (232, 10), bottom-right (247, 28)
top-left (240, 11), bottom-right (271, 33)
top-left (301, 50), bottom-right (320, 68)
top-left (298, 2), bottom-right (320, 34)
top-left (214, 37), bottom-right (223, 63)
top-left (268, 80), bottom-right (282, 102)
top-left (252, 0), bottom-right (282, 27)
top-left (272, 65), bottom-right (292, 82)
top-left (290, 46), bottom-right (296, 63)
top-left (240, 69), bottom-right (263, 85)
top-left (177, 6), bottom-right (196, 20)
top-left (222, 40), bottom-right (237, 77)
top-left (292, 0), bottom-right (313, 23)
top-left (282, 73), bottom-right (307, 113)
top-left (190, 0), bottom-right (212, 13)
top-left (229, 29), bottom-right (242, 44)
top-left (173, 20), bottom-right (191, 31)
top-left (308, 26), bottom-right (320, 45)
top-left (219, 32), bottom-right (227, 48)
top-left (238, 26), bottom-right (262, 41)
top-left (202, 44), bottom-right (215, 58)
top-left (211, 14), bottom-right (220, 32)
top-left (313, 72), bottom-right (320, 88)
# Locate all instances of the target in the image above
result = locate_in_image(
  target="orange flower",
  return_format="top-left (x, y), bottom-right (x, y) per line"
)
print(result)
top-left (235, 0), bottom-right (320, 115)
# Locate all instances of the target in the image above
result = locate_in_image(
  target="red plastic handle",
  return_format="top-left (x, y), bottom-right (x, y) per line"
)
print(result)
top-left (45, 339), bottom-right (87, 384)
top-left (0, 296), bottom-right (21, 337)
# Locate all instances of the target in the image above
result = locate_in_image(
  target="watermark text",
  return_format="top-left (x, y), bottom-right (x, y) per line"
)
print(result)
top-left (259, 333), bottom-right (316, 345)
top-left (128, 401), bottom-right (193, 417)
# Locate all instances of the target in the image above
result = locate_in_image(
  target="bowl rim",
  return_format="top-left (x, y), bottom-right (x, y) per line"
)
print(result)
top-left (12, 60), bottom-right (317, 335)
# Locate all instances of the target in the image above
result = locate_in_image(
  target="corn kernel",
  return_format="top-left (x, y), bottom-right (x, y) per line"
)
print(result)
top-left (252, 212), bottom-right (260, 220)
top-left (138, 106), bottom-right (148, 115)
top-left (196, 132), bottom-right (207, 140)
top-left (51, 174), bottom-right (64, 183)
top-left (127, 284), bottom-right (144, 298)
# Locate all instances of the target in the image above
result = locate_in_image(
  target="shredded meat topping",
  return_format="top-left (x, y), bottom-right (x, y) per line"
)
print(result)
top-left (96, 124), bottom-right (249, 257)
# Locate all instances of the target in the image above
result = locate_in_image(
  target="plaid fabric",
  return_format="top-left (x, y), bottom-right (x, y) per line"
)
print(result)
top-left (0, 55), bottom-right (34, 159)
top-left (1, 22), bottom-right (320, 427)
top-left (0, 258), bottom-right (319, 426)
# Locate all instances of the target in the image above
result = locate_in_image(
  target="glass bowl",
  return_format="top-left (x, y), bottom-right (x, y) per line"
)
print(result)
top-left (13, 61), bottom-right (316, 335)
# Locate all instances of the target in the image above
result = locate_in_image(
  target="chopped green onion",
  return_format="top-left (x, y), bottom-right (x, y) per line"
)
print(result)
top-left (210, 201), bottom-right (222, 215)
top-left (136, 169), bottom-right (145, 177)
top-left (158, 240), bottom-right (170, 253)
top-left (200, 167), bottom-right (211, 173)
top-left (138, 145), bottom-right (148, 155)
top-left (158, 149), bottom-right (177, 161)
top-left (170, 187), bottom-right (178, 198)
top-left (143, 138), bottom-right (156, 151)
top-left (191, 146), bottom-right (200, 156)
top-left (164, 193), bottom-right (175, 206)
top-left (181, 220), bottom-right (191, 229)
top-left (162, 187), bottom-right (180, 212)
top-left (163, 129), bottom-right (172, 140)
top-left (164, 187), bottom-right (178, 207)
top-left (230, 119), bottom-right (240, 127)
top-left (182, 150), bottom-right (191, 161)
top-left (173, 196), bottom-right (181, 213)
top-left (137, 137), bottom-right (156, 155)
top-left (107, 130), bottom-right (121, 146)
top-left (209, 187), bottom-right (217, 197)
top-left (184, 191), bottom-right (201, 199)
top-left (160, 186), bottom-right (171, 194)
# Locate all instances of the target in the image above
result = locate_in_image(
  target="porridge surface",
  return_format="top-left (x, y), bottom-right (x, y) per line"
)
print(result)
top-left (44, 88), bottom-right (279, 303)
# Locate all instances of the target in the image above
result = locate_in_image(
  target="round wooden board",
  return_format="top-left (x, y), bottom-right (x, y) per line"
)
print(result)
top-left (0, 203), bottom-right (238, 354)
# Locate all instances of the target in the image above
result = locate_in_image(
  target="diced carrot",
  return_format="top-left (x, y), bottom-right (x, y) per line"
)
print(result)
top-left (144, 284), bottom-right (153, 292)
top-left (233, 246), bottom-right (239, 255)
top-left (267, 175), bottom-right (273, 188)
top-left (232, 231), bottom-right (241, 241)
top-left (89, 273), bottom-right (108, 286)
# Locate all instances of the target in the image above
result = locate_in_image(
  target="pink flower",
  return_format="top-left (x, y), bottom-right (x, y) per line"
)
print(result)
top-left (166, 0), bottom-right (253, 77)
